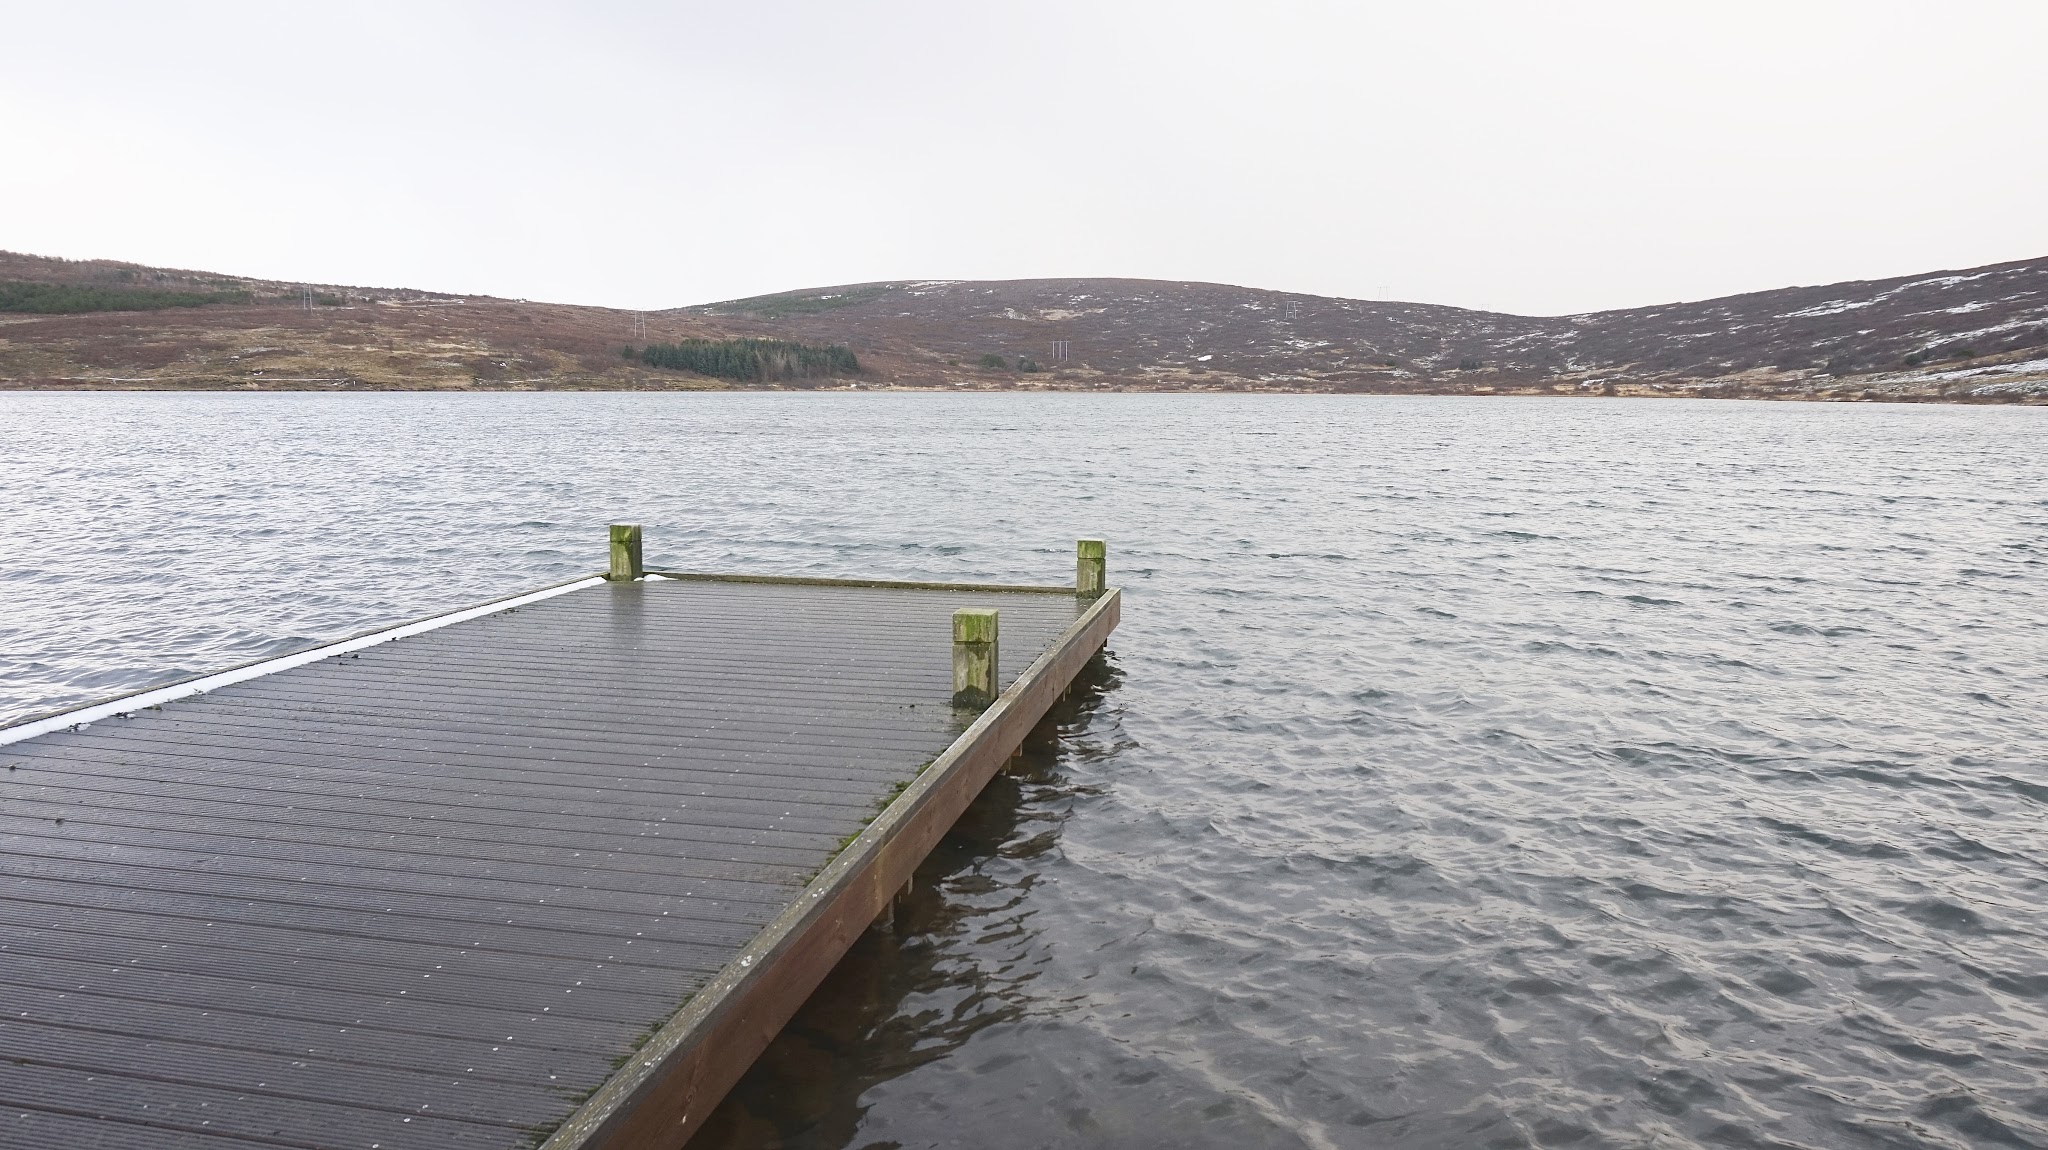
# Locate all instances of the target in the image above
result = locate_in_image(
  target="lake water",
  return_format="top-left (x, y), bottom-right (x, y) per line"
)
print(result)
top-left (3, 392), bottom-right (2045, 1149)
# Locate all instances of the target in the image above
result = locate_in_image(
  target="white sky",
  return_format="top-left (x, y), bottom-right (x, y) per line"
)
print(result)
top-left (3, 1), bottom-right (2043, 315)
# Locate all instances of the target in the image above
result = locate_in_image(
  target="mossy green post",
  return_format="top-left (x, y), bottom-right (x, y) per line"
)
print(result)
top-left (1076, 538), bottom-right (1107, 598)
top-left (952, 608), bottom-right (999, 709)
top-left (608, 524), bottom-right (644, 581)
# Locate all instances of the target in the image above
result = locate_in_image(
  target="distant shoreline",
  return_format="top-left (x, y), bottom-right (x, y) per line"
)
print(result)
top-left (3, 381), bottom-right (2041, 405)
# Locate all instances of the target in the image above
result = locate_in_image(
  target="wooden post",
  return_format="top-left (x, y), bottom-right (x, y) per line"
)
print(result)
top-left (1076, 538), bottom-right (1106, 598)
top-left (892, 877), bottom-right (914, 935)
top-left (608, 524), bottom-right (644, 581)
top-left (952, 608), bottom-right (998, 708)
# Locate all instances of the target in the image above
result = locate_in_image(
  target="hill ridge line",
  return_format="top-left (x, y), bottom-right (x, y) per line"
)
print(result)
top-left (2, 250), bottom-right (2043, 402)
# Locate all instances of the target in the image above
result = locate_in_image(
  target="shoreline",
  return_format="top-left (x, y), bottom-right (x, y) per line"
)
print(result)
top-left (2, 380), bottom-right (2042, 405)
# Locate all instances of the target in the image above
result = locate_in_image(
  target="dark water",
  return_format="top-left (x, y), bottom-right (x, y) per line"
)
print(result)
top-left (4, 393), bottom-right (2046, 1149)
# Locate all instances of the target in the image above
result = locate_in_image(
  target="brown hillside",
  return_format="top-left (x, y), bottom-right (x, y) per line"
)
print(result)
top-left (2, 250), bottom-right (2044, 401)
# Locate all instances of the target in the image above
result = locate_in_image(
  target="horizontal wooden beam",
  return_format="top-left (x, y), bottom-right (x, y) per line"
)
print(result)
top-left (645, 569), bottom-right (1077, 595)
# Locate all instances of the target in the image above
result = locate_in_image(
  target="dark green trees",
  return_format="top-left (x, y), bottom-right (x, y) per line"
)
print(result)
top-left (633, 338), bottom-right (858, 382)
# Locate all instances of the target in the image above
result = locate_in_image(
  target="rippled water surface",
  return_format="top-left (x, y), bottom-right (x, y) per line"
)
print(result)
top-left (4, 393), bottom-right (2047, 1149)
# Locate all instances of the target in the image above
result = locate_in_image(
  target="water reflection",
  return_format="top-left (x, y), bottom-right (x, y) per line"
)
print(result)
top-left (693, 651), bottom-right (1125, 1149)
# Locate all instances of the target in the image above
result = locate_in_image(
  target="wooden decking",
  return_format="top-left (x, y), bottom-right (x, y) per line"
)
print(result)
top-left (0, 561), bottom-right (1120, 1149)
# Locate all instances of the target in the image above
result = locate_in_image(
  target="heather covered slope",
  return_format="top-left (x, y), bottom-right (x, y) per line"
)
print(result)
top-left (3, 250), bottom-right (2044, 400)
top-left (0, 251), bottom-right (720, 391)
top-left (687, 258), bottom-right (2048, 399)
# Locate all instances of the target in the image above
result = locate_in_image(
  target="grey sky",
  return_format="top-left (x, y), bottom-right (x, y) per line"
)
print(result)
top-left (4, 1), bottom-right (2042, 315)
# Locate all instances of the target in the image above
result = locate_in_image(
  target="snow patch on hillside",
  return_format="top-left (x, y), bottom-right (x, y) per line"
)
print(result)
top-left (1776, 271), bottom-right (2013, 321)
top-left (1917, 356), bottom-right (2048, 382)
top-left (1782, 299), bottom-right (1869, 318)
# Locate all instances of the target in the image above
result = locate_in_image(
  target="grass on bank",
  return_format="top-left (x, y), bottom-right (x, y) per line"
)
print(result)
top-left (0, 281), bottom-right (253, 314)
top-left (697, 285), bottom-right (891, 319)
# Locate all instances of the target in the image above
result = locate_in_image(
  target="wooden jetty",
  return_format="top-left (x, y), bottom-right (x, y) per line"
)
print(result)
top-left (0, 530), bottom-right (1120, 1150)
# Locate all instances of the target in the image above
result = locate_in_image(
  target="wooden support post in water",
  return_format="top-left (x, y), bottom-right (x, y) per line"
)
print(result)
top-left (952, 608), bottom-right (999, 708)
top-left (608, 524), bottom-right (643, 581)
top-left (890, 877), bottom-right (914, 934)
top-left (1077, 538), bottom-right (1107, 598)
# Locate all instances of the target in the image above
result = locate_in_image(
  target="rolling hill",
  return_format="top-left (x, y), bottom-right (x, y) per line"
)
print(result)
top-left (2, 249), bottom-right (2044, 401)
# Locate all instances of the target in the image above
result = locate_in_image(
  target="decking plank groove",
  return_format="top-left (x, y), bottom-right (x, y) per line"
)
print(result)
top-left (4, 980), bottom-right (625, 1078)
top-left (65, 723), bottom-right (962, 777)
top-left (0, 818), bottom-right (805, 904)
top-left (0, 963), bottom-right (636, 1056)
top-left (3, 1016), bottom-right (548, 1126)
top-left (0, 904), bottom-right (700, 1004)
top-left (0, 808), bottom-right (809, 882)
top-left (5, 777), bottom-right (851, 852)
top-left (0, 926), bottom-right (689, 1023)
top-left (16, 743), bottom-right (913, 811)
top-left (3, 788), bottom-right (832, 869)
top-left (0, 837), bottom-right (802, 917)
top-left (6, 764), bottom-right (887, 829)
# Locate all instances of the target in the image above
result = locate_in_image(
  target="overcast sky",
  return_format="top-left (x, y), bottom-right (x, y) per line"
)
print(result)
top-left (4, 1), bottom-right (2043, 315)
